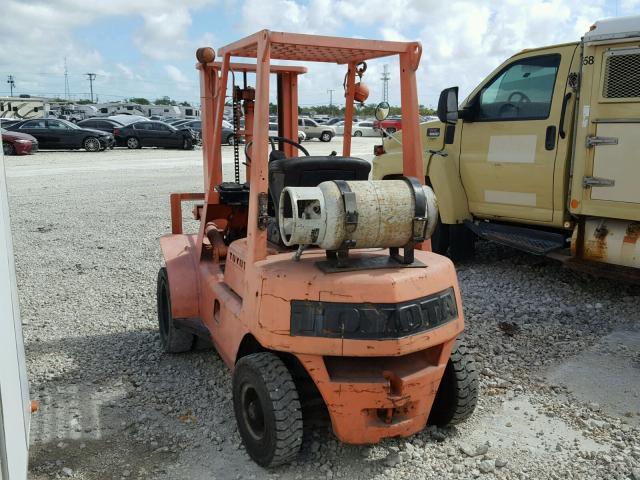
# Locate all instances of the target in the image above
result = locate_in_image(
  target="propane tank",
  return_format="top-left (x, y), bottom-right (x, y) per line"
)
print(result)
top-left (279, 179), bottom-right (437, 250)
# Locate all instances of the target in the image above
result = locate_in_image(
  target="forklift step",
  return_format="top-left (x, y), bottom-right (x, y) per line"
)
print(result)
top-left (464, 220), bottom-right (566, 255)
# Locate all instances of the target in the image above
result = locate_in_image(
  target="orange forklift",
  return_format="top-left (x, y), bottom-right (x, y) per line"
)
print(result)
top-left (157, 31), bottom-right (478, 467)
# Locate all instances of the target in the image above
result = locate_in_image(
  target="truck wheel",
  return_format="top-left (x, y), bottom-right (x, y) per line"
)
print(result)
top-left (428, 338), bottom-right (478, 426)
top-left (387, 127), bottom-right (396, 134)
top-left (449, 224), bottom-right (476, 261)
top-left (182, 137), bottom-right (193, 150)
top-left (320, 131), bottom-right (332, 142)
top-left (226, 134), bottom-right (236, 146)
top-left (353, 130), bottom-right (363, 137)
top-left (156, 267), bottom-right (194, 353)
top-left (233, 352), bottom-right (303, 467)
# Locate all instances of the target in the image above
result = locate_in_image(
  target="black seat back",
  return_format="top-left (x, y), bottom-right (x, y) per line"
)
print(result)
top-left (268, 156), bottom-right (371, 216)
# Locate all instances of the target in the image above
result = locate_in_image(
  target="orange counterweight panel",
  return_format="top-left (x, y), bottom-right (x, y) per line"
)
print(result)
top-left (297, 337), bottom-right (455, 444)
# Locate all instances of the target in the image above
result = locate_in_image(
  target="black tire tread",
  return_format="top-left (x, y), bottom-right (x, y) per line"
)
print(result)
top-left (428, 338), bottom-right (478, 426)
top-left (233, 353), bottom-right (303, 467)
top-left (156, 267), bottom-right (194, 353)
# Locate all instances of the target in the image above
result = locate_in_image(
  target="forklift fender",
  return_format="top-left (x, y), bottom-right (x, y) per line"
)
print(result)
top-left (159, 234), bottom-right (200, 320)
top-left (427, 154), bottom-right (471, 225)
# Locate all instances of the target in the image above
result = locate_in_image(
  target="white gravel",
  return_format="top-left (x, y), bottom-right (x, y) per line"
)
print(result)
top-left (5, 139), bottom-right (639, 480)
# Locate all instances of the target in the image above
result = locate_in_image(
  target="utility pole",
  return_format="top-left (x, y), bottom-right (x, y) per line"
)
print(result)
top-left (381, 64), bottom-right (390, 103)
top-left (85, 73), bottom-right (96, 103)
top-left (327, 89), bottom-right (335, 116)
top-left (7, 75), bottom-right (15, 97)
top-left (64, 58), bottom-right (70, 100)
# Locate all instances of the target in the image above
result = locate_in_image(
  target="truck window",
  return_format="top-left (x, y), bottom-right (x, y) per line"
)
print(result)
top-left (477, 54), bottom-right (560, 121)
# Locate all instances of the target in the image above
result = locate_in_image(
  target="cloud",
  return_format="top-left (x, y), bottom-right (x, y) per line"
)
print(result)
top-left (239, 0), bottom-right (341, 33)
top-left (133, 8), bottom-right (194, 60)
top-left (165, 65), bottom-right (189, 84)
top-left (116, 63), bottom-right (141, 81)
top-left (0, 0), bottom-right (627, 106)
top-left (0, 0), bottom-right (215, 101)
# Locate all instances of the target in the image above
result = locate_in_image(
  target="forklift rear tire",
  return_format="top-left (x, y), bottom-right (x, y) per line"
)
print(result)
top-left (428, 338), bottom-right (478, 426)
top-left (233, 353), bottom-right (303, 467)
top-left (157, 267), bottom-right (194, 353)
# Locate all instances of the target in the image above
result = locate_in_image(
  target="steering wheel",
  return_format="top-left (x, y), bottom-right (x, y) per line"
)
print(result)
top-left (244, 135), bottom-right (310, 164)
top-left (507, 91), bottom-right (531, 103)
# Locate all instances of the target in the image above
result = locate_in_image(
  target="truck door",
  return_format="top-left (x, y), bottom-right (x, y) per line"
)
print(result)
top-left (458, 45), bottom-right (578, 223)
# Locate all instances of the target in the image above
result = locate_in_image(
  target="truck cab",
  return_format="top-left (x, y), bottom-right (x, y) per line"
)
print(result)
top-left (373, 15), bottom-right (640, 275)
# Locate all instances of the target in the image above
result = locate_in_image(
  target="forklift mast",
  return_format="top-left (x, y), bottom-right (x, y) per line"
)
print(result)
top-left (196, 32), bottom-right (424, 267)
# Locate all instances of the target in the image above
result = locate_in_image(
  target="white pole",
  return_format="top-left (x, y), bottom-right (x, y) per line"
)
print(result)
top-left (0, 137), bottom-right (31, 479)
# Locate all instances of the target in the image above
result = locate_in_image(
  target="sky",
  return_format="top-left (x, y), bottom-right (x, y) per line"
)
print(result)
top-left (1, 0), bottom-right (639, 109)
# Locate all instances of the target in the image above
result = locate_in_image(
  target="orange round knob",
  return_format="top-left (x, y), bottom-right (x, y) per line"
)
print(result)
top-left (196, 47), bottom-right (216, 64)
top-left (354, 82), bottom-right (369, 103)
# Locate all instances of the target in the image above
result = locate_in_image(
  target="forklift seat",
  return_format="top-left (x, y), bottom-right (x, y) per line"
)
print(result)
top-left (268, 155), bottom-right (371, 215)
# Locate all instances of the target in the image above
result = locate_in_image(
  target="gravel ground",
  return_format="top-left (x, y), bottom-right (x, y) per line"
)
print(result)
top-left (5, 139), bottom-right (639, 480)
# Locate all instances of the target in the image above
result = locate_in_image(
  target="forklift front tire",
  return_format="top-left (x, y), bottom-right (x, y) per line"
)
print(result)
top-left (428, 338), bottom-right (478, 426)
top-left (157, 267), bottom-right (194, 353)
top-left (233, 352), bottom-right (303, 467)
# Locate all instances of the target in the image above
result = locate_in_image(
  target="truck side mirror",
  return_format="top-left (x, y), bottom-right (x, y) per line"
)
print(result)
top-left (375, 102), bottom-right (390, 121)
top-left (437, 87), bottom-right (459, 124)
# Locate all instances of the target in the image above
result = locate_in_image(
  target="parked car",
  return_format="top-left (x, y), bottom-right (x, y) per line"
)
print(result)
top-left (171, 121), bottom-right (189, 129)
top-left (1, 128), bottom-right (38, 155)
top-left (0, 118), bottom-right (22, 129)
top-left (297, 118), bottom-right (335, 142)
top-left (268, 123), bottom-right (306, 143)
top-left (373, 116), bottom-right (402, 133)
top-left (172, 120), bottom-right (201, 141)
top-left (115, 121), bottom-right (195, 149)
top-left (222, 125), bottom-right (241, 145)
top-left (108, 114), bottom-right (149, 126)
top-left (7, 118), bottom-right (114, 151)
top-left (76, 118), bottom-right (123, 136)
top-left (352, 121), bottom-right (379, 137)
top-left (325, 117), bottom-right (343, 125)
top-left (333, 119), bottom-right (363, 135)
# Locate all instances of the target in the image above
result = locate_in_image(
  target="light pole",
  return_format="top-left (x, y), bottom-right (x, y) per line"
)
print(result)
top-left (327, 89), bottom-right (335, 116)
top-left (7, 76), bottom-right (15, 97)
top-left (381, 64), bottom-right (390, 103)
top-left (86, 73), bottom-right (96, 102)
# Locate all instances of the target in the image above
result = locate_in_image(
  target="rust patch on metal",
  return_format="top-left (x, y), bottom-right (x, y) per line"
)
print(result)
top-left (623, 222), bottom-right (640, 245)
top-left (584, 224), bottom-right (609, 261)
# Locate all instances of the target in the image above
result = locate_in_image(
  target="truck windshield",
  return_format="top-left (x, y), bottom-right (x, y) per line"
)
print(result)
top-left (478, 54), bottom-right (560, 121)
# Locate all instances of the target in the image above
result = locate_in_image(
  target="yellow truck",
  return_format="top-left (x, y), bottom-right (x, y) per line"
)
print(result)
top-left (373, 16), bottom-right (640, 279)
